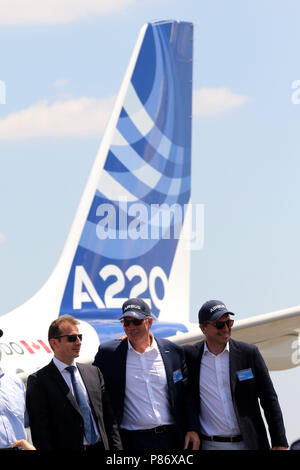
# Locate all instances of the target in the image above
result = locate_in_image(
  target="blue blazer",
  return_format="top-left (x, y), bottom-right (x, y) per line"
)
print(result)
top-left (183, 338), bottom-right (288, 450)
top-left (93, 337), bottom-right (199, 446)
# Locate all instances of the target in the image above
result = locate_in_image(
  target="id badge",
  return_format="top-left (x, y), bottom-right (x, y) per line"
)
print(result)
top-left (173, 369), bottom-right (183, 383)
top-left (237, 368), bottom-right (254, 381)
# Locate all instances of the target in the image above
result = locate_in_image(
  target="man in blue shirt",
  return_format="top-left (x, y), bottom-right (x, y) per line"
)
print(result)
top-left (0, 328), bottom-right (28, 449)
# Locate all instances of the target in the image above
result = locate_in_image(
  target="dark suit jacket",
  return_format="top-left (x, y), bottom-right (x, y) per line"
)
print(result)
top-left (26, 360), bottom-right (122, 451)
top-left (183, 338), bottom-right (288, 450)
top-left (93, 337), bottom-right (200, 446)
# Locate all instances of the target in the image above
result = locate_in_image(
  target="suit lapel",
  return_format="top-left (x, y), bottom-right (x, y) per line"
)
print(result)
top-left (195, 341), bottom-right (204, 375)
top-left (156, 339), bottom-right (174, 403)
top-left (187, 341), bottom-right (203, 395)
top-left (157, 339), bottom-right (172, 377)
top-left (116, 340), bottom-right (128, 406)
top-left (229, 339), bottom-right (240, 397)
top-left (77, 363), bottom-right (97, 415)
top-left (194, 342), bottom-right (204, 399)
top-left (77, 363), bottom-right (92, 394)
top-left (119, 339), bottom-right (129, 383)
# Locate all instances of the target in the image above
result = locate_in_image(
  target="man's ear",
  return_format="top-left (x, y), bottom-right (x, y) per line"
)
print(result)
top-left (49, 337), bottom-right (57, 351)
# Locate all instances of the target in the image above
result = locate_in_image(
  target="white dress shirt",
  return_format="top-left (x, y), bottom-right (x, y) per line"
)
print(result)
top-left (121, 337), bottom-right (174, 430)
top-left (0, 367), bottom-right (28, 448)
top-left (53, 357), bottom-right (99, 444)
top-left (199, 342), bottom-right (240, 436)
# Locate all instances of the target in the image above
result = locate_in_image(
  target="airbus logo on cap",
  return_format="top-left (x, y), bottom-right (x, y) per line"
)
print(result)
top-left (124, 304), bottom-right (141, 312)
top-left (210, 304), bottom-right (226, 313)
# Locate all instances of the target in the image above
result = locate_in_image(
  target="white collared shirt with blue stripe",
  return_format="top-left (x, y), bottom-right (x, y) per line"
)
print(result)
top-left (0, 368), bottom-right (27, 448)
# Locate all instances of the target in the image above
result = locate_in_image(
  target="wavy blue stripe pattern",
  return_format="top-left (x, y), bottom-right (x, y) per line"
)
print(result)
top-left (80, 21), bottom-right (193, 258)
top-left (60, 21), bottom-right (193, 321)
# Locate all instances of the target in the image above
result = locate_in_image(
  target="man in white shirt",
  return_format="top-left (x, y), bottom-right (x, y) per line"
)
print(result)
top-left (0, 328), bottom-right (29, 450)
top-left (93, 298), bottom-right (200, 451)
top-left (184, 300), bottom-right (289, 450)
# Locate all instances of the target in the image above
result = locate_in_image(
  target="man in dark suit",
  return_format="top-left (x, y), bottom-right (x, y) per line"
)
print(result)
top-left (26, 314), bottom-right (122, 451)
top-left (93, 298), bottom-right (200, 451)
top-left (183, 299), bottom-right (289, 450)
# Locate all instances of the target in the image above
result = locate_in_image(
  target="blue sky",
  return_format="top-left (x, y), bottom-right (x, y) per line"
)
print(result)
top-left (0, 0), bottom-right (300, 444)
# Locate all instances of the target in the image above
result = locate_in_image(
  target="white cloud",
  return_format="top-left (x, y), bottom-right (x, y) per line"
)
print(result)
top-left (0, 233), bottom-right (6, 244)
top-left (0, 87), bottom-right (249, 140)
top-left (193, 87), bottom-right (249, 117)
top-left (0, 95), bottom-right (116, 139)
top-left (0, 0), bottom-right (133, 25)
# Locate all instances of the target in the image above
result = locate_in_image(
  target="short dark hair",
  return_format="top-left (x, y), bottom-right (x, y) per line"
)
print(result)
top-left (48, 315), bottom-right (80, 342)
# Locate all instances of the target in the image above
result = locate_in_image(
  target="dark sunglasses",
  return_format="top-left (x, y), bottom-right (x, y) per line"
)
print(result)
top-left (206, 319), bottom-right (234, 330)
top-left (54, 334), bottom-right (83, 342)
top-left (121, 318), bottom-right (144, 327)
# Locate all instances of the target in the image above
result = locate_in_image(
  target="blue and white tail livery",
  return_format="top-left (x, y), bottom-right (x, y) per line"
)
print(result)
top-left (0, 20), bottom-right (198, 377)
top-left (59, 20), bottom-right (194, 342)
top-left (2, 20), bottom-right (300, 378)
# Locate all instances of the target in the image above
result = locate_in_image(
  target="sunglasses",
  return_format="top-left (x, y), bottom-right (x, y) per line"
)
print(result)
top-left (121, 318), bottom-right (144, 327)
top-left (54, 334), bottom-right (83, 342)
top-left (206, 319), bottom-right (234, 330)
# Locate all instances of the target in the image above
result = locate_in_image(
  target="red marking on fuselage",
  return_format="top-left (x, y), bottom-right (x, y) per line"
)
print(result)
top-left (20, 340), bottom-right (52, 354)
top-left (20, 341), bottom-right (34, 354)
top-left (37, 339), bottom-right (52, 353)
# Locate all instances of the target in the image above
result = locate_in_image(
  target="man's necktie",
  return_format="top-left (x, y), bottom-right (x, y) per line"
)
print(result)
top-left (66, 365), bottom-right (98, 445)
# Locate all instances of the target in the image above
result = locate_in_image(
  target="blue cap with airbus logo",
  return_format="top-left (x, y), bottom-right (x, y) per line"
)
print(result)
top-left (120, 298), bottom-right (151, 320)
top-left (198, 300), bottom-right (235, 323)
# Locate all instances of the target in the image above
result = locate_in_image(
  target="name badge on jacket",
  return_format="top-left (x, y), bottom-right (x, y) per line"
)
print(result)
top-left (173, 369), bottom-right (183, 383)
top-left (237, 368), bottom-right (254, 381)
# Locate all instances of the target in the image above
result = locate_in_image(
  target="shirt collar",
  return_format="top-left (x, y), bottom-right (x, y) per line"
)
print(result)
top-left (127, 333), bottom-right (157, 353)
top-left (203, 340), bottom-right (230, 356)
top-left (53, 356), bottom-right (76, 373)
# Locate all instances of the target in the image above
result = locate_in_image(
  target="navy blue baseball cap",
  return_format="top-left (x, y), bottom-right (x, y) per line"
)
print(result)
top-left (120, 298), bottom-right (151, 320)
top-left (198, 300), bottom-right (235, 323)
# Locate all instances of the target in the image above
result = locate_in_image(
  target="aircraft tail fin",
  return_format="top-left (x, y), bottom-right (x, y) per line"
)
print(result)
top-left (6, 21), bottom-right (194, 343)
top-left (57, 20), bottom-right (194, 340)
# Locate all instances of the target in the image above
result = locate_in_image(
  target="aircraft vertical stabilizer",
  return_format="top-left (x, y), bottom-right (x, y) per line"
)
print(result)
top-left (1, 21), bottom-right (194, 350)
top-left (57, 20), bottom-right (194, 341)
